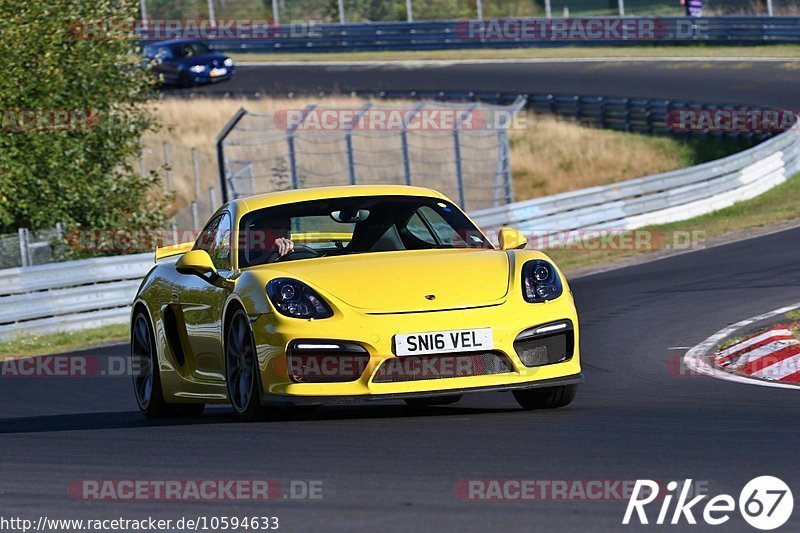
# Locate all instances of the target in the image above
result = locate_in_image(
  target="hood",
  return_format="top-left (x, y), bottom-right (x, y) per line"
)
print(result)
top-left (175, 53), bottom-right (229, 67)
top-left (265, 249), bottom-right (510, 313)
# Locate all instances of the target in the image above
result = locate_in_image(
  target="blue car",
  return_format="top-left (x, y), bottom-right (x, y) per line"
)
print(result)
top-left (143, 39), bottom-right (236, 88)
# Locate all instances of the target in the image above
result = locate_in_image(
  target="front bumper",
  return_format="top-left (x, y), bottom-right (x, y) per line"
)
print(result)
top-left (250, 291), bottom-right (581, 400)
top-left (261, 373), bottom-right (583, 406)
top-left (190, 67), bottom-right (236, 84)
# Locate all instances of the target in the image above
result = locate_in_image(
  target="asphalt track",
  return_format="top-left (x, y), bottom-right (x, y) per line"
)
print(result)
top-left (3, 60), bottom-right (800, 531)
top-left (2, 224), bottom-right (800, 531)
top-left (170, 59), bottom-right (800, 107)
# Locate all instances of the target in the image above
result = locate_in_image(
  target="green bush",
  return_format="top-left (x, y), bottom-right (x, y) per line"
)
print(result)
top-left (0, 0), bottom-right (169, 249)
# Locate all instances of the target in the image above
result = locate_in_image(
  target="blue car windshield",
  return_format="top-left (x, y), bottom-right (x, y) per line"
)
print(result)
top-left (172, 42), bottom-right (211, 58)
top-left (238, 195), bottom-right (490, 268)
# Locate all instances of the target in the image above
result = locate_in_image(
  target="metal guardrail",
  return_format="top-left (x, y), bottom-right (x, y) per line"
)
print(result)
top-left (0, 254), bottom-right (152, 339)
top-left (470, 126), bottom-right (800, 233)
top-left (139, 17), bottom-right (800, 52)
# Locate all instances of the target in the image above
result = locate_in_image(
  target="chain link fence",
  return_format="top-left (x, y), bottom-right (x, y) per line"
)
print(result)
top-left (0, 226), bottom-right (66, 269)
top-left (219, 98), bottom-right (526, 212)
top-left (139, 141), bottom-right (223, 232)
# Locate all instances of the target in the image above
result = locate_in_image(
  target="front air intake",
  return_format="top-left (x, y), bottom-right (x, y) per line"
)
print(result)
top-left (513, 320), bottom-right (574, 367)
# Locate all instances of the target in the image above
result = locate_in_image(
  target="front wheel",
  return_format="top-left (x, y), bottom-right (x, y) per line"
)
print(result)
top-left (178, 71), bottom-right (192, 88)
top-left (226, 308), bottom-right (265, 421)
top-left (513, 385), bottom-right (577, 410)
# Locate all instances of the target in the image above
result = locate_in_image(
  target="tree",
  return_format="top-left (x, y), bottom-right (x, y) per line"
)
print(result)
top-left (0, 0), bottom-right (169, 247)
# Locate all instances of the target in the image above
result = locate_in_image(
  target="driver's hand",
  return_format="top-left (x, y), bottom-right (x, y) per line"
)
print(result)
top-left (275, 237), bottom-right (294, 256)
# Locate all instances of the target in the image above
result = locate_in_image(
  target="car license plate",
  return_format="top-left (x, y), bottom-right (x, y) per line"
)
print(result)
top-left (210, 68), bottom-right (228, 77)
top-left (395, 327), bottom-right (492, 356)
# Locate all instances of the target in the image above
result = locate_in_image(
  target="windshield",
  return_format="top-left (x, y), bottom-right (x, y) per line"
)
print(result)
top-left (238, 195), bottom-right (489, 268)
top-left (172, 41), bottom-right (211, 58)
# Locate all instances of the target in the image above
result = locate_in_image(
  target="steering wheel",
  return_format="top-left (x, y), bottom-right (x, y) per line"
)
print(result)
top-left (274, 244), bottom-right (321, 262)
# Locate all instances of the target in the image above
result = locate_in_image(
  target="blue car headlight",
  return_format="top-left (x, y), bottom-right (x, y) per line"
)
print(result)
top-left (189, 65), bottom-right (206, 73)
top-left (267, 278), bottom-right (333, 319)
top-left (521, 260), bottom-right (563, 303)
top-left (223, 58), bottom-right (234, 67)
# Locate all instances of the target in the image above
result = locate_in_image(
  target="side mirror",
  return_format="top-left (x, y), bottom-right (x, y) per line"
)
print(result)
top-left (176, 249), bottom-right (218, 277)
top-left (498, 227), bottom-right (527, 250)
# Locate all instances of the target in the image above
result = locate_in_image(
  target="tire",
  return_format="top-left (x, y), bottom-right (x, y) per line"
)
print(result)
top-left (225, 308), bottom-right (265, 421)
top-left (178, 71), bottom-right (192, 88)
top-left (513, 384), bottom-right (577, 410)
top-left (131, 310), bottom-right (205, 418)
top-left (404, 395), bottom-right (463, 408)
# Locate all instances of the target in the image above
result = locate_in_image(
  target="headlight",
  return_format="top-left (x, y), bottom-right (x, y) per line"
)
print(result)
top-left (267, 278), bottom-right (333, 319)
top-left (522, 260), bottom-right (563, 303)
top-left (223, 58), bottom-right (234, 67)
top-left (189, 65), bottom-right (206, 73)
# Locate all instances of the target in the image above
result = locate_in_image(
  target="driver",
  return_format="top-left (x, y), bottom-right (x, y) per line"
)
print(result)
top-left (265, 216), bottom-right (294, 258)
top-left (244, 216), bottom-right (294, 263)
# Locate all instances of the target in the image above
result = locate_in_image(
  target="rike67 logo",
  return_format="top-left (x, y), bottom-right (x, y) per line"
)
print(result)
top-left (623, 477), bottom-right (793, 530)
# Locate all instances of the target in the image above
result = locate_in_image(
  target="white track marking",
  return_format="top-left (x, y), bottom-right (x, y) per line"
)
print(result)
top-left (238, 57), bottom-right (800, 68)
top-left (683, 301), bottom-right (800, 390)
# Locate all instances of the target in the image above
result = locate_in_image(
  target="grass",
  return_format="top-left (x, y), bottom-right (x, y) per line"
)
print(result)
top-left (546, 172), bottom-right (800, 273)
top-left (146, 97), bottom-right (742, 215)
top-left (228, 44), bottom-right (800, 63)
top-left (0, 324), bottom-right (129, 359)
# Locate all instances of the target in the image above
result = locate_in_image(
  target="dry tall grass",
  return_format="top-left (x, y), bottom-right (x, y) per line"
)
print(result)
top-left (144, 97), bottom-right (703, 214)
top-left (508, 116), bottom-right (695, 199)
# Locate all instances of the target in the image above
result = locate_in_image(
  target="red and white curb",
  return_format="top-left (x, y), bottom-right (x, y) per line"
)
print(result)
top-left (684, 301), bottom-right (800, 389)
top-left (714, 325), bottom-right (800, 383)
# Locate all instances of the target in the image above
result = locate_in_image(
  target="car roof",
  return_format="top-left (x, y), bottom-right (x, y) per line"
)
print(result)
top-left (236, 185), bottom-right (449, 213)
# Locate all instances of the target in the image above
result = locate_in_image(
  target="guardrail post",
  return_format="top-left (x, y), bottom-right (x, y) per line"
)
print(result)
top-left (453, 104), bottom-right (477, 209)
top-left (401, 101), bottom-right (427, 186)
top-left (271, 0), bottom-right (280, 25)
top-left (337, 0), bottom-right (346, 23)
top-left (18, 228), bottom-right (30, 268)
top-left (618, 0), bottom-right (625, 16)
top-left (286, 105), bottom-right (317, 190)
top-left (544, 0), bottom-right (552, 18)
top-left (215, 108), bottom-right (248, 204)
top-left (405, 0), bottom-right (413, 22)
top-left (210, 187), bottom-right (218, 211)
top-left (452, 129), bottom-right (465, 208)
top-left (345, 103), bottom-right (373, 186)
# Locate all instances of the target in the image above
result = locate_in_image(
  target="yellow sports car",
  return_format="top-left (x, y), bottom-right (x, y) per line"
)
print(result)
top-left (131, 185), bottom-right (582, 419)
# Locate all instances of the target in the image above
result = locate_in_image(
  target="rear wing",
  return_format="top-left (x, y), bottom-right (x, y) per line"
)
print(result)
top-left (154, 241), bottom-right (194, 262)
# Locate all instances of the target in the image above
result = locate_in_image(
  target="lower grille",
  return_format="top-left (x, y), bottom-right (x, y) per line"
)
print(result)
top-left (372, 351), bottom-right (513, 383)
top-left (514, 320), bottom-right (574, 367)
